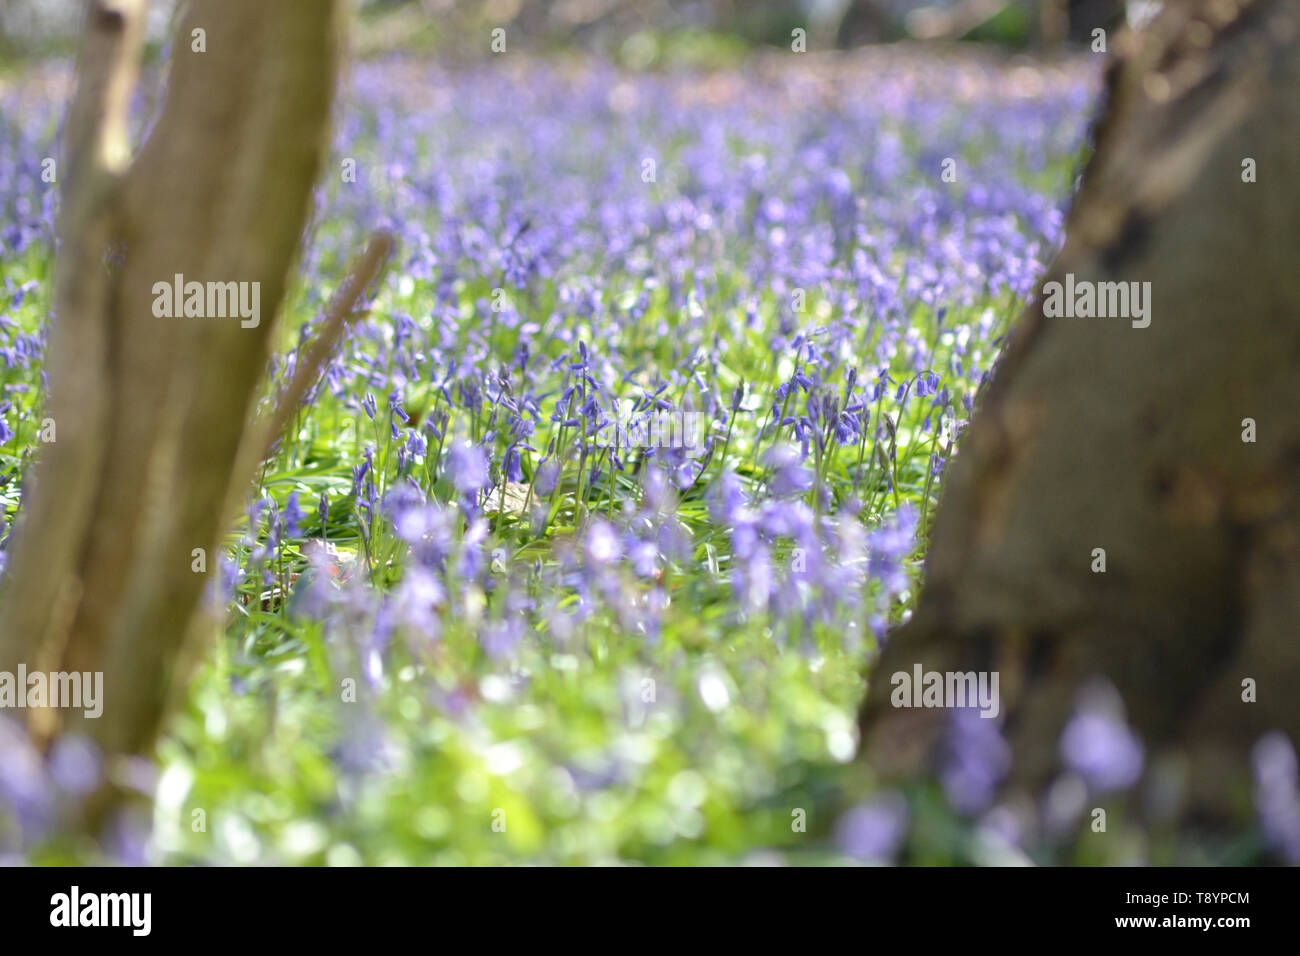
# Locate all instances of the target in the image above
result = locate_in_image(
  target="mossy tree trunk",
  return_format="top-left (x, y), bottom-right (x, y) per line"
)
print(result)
top-left (0, 0), bottom-right (366, 783)
top-left (859, 0), bottom-right (1300, 828)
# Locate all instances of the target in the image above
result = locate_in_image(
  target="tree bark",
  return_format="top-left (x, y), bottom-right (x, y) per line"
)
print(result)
top-left (859, 0), bottom-right (1300, 829)
top-left (0, 0), bottom-right (349, 767)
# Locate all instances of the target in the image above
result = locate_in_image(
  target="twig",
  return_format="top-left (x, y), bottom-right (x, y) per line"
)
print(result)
top-left (255, 231), bottom-right (395, 464)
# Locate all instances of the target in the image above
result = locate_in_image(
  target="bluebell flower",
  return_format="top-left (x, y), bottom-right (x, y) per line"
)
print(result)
top-left (1059, 681), bottom-right (1144, 793)
top-left (445, 439), bottom-right (489, 498)
top-left (834, 791), bottom-right (908, 863)
top-left (763, 443), bottom-right (813, 498)
top-left (941, 706), bottom-right (1012, 815)
top-left (1252, 732), bottom-right (1300, 863)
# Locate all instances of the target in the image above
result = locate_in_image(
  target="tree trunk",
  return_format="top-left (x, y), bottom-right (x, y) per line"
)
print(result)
top-left (859, 0), bottom-right (1300, 833)
top-left (0, 0), bottom-right (353, 774)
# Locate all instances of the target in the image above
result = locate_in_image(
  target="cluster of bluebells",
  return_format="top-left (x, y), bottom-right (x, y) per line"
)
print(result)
top-left (33, 53), bottom-right (1287, 863)
top-left (0, 717), bottom-right (152, 864)
top-left (264, 55), bottom-right (1097, 651)
top-left (251, 57), bottom-right (1107, 859)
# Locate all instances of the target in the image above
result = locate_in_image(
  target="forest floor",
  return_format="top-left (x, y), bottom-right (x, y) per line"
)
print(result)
top-left (0, 48), bottom-right (1100, 863)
